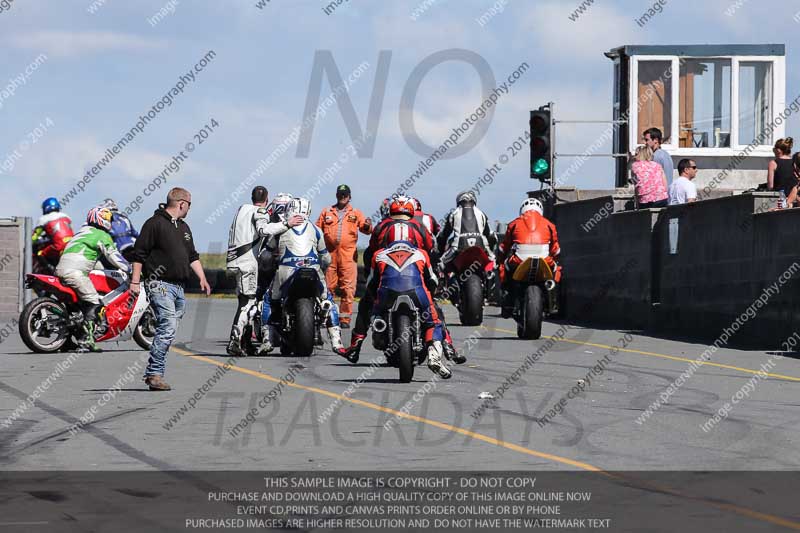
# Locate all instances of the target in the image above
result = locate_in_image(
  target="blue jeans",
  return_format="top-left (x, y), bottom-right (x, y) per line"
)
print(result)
top-left (144, 280), bottom-right (186, 377)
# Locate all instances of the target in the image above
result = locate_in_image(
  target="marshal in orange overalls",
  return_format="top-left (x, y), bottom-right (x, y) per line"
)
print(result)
top-left (317, 204), bottom-right (372, 325)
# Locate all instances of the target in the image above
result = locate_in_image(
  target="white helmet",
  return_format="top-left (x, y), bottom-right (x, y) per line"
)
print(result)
top-left (287, 197), bottom-right (312, 220)
top-left (520, 198), bottom-right (543, 216)
top-left (269, 192), bottom-right (294, 221)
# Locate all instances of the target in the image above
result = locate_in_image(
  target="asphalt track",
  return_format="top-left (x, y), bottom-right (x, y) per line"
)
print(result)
top-left (2, 298), bottom-right (800, 531)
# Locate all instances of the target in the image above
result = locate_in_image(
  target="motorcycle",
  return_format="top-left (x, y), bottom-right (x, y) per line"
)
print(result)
top-left (19, 270), bottom-right (155, 353)
top-left (447, 244), bottom-right (495, 326)
top-left (370, 293), bottom-right (427, 383)
top-left (505, 246), bottom-right (559, 340)
top-left (242, 266), bottom-right (329, 357)
top-left (31, 232), bottom-right (58, 276)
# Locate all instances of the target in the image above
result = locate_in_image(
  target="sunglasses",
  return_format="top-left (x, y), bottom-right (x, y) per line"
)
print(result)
top-left (688, 165), bottom-right (697, 169)
top-left (179, 198), bottom-right (192, 207)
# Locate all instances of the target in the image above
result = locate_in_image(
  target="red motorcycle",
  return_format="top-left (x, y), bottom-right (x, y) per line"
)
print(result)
top-left (447, 245), bottom-right (495, 326)
top-left (19, 270), bottom-right (155, 353)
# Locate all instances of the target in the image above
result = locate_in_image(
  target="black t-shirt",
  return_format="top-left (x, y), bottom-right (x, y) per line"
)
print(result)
top-left (132, 207), bottom-right (200, 283)
top-left (773, 158), bottom-right (797, 197)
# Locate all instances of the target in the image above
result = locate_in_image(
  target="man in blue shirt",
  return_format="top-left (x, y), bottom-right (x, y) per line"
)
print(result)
top-left (644, 128), bottom-right (674, 186)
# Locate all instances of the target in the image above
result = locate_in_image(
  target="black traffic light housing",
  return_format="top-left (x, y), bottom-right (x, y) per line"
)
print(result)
top-left (530, 106), bottom-right (552, 183)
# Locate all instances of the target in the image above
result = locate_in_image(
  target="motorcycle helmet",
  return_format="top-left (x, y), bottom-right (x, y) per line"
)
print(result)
top-left (411, 197), bottom-right (422, 212)
top-left (42, 197), bottom-right (61, 215)
top-left (100, 198), bottom-right (119, 212)
top-left (287, 197), bottom-right (312, 220)
top-left (269, 193), bottom-right (294, 222)
top-left (389, 196), bottom-right (415, 218)
top-left (86, 206), bottom-right (114, 232)
top-left (456, 191), bottom-right (477, 207)
top-left (379, 197), bottom-right (392, 219)
top-left (520, 198), bottom-right (544, 216)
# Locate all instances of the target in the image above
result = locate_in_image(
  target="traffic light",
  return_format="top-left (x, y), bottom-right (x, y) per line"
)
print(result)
top-left (530, 106), bottom-right (552, 183)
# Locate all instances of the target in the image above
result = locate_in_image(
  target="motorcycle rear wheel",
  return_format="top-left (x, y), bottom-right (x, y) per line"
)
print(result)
top-left (394, 313), bottom-right (414, 383)
top-left (293, 298), bottom-right (316, 357)
top-left (460, 274), bottom-right (484, 326)
top-left (518, 285), bottom-right (543, 340)
top-left (19, 297), bottom-right (70, 353)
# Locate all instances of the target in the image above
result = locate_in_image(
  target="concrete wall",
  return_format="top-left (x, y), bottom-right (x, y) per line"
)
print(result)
top-left (0, 218), bottom-right (27, 315)
top-left (555, 191), bottom-right (794, 346)
top-left (556, 195), bottom-right (653, 329)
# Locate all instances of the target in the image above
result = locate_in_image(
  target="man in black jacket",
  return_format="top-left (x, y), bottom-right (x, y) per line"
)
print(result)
top-left (130, 187), bottom-right (211, 391)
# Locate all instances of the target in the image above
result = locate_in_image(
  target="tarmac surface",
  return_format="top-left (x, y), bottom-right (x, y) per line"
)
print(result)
top-left (2, 297), bottom-right (799, 472)
top-left (2, 298), bottom-right (800, 531)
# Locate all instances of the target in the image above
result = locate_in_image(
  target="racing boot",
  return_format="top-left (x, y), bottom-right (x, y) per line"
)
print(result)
top-left (442, 329), bottom-right (466, 364)
top-left (257, 326), bottom-right (274, 355)
top-left (426, 340), bottom-right (451, 379)
top-left (226, 327), bottom-right (244, 357)
top-left (77, 320), bottom-right (102, 353)
top-left (327, 325), bottom-right (347, 356)
top-left (342, 333), bottom-right (365, 364)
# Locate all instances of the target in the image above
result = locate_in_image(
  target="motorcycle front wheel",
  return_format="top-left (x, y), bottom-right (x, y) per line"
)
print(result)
top-left (133, 307), bottom-right (156, 351)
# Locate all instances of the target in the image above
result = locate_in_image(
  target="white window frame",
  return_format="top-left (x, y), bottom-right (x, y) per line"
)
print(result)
top-left (628, 54), bottom-right (785, 157)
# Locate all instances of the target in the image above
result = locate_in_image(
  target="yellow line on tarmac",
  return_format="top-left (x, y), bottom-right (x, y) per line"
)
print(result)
top-left (170, 346), bottom-right (800, 531)
top-left (489, 327), bottom-right (800, 383)
top-left (170, 346), bottom-right (602, 471)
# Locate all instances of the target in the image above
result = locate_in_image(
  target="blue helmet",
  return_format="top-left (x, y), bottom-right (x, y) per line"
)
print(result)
top-left (42, 197), bottom-right (61, 215)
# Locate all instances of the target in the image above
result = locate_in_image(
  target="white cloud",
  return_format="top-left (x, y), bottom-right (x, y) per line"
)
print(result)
top-left (7, 31), bottom-right (167, 58)
top-left (517, 1), bottom-right (637, 64)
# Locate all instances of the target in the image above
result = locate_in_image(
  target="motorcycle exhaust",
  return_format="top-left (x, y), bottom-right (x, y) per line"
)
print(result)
top-left (372, 318), bottom-right (387, 333)
top-left (544, 279), bottom-right (557, 291)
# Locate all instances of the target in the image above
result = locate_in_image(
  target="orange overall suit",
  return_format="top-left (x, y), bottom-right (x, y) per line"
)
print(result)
top-left (317, 204), bottom-right (372, 326)
top-left (497, 210), bottom-right (561, 285)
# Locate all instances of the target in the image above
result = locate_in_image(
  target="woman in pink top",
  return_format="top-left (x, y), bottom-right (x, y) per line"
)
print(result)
top-left (630, 145), bottom-right (669, 208)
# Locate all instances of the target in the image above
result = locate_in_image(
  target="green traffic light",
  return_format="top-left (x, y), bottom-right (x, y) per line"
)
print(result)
top-left (532, 158), bottom-right (549, 175)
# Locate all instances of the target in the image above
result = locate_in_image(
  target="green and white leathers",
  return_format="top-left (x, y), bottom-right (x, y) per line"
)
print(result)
top-left (58, 225), bottom-right (129, 274)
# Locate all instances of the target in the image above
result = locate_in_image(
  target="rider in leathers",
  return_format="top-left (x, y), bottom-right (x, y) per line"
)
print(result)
top-left (437, 191), bottom-right (498, 273)
top-left (33, 197), bottom-right (74, 273)
top-left (497, 198), bottom-right (561, 318)
top-left (260, 198), bottom-right (346, 355)
top-left (226, 187), bottom-right (302, 356)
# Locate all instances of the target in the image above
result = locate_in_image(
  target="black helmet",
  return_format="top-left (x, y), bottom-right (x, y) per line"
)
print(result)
top-left (456, 191), bottom-right (477, 207)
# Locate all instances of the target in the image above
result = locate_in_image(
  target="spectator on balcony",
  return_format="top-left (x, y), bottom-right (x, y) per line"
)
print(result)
top-left (768, 137), bottom-right (796, 200)
top-left (785, 151), bottom-right (800, 208)
top-left (643, 127), bottom-right (674, 185)
top-left (631, 145), bottom-right (668, 209)
top-left (669, 159), bottom-right (698, 205)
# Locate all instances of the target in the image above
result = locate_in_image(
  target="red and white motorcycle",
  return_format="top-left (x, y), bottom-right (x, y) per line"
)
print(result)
top-left (19, 270), bottom-right (155, 353)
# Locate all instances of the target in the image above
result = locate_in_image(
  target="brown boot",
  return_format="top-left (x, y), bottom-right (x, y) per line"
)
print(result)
top-left (144, 375), bottom-right (171, 391)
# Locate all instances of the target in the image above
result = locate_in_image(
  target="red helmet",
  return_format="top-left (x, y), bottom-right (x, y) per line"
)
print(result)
top-left (389, 196), bottom-right (415, 217)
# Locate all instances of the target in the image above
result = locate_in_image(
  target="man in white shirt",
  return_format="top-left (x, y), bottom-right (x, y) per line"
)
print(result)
top-left (669, 159), bottom-right (698, 205)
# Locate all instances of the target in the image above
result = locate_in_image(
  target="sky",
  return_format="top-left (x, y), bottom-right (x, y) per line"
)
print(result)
top-left (1, 0), bottom-right (799, 250)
